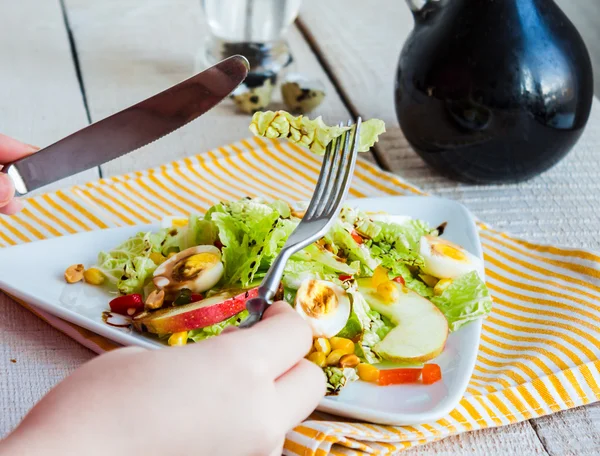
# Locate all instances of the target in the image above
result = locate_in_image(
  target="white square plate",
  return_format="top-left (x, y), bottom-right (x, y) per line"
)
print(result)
top-left (0, 196), bottom-right (483, 425)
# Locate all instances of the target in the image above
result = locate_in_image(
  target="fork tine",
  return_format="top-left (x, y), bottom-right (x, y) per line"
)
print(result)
top-left (304, 122), bottom-right (344, 219)
top-left (321, 120), bottom-right (353, 217)
top-left (325, 117), bottom-right (361, 218)
top-left (312, 127), bottom-right (346, 217)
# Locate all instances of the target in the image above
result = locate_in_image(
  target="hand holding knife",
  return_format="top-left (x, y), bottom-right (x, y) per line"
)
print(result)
top-left (1, 55), bottom-right (249, 196)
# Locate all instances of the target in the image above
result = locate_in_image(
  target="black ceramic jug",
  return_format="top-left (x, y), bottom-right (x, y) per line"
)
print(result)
top-left (395, 0), bottom-right (594, 184)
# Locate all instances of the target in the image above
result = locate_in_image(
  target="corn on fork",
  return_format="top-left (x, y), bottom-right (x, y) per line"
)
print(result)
top-left (239, 118), bottom-right (362, 328)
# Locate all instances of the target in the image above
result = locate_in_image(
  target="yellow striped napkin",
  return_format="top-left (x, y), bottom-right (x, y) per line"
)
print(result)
top-left (1, 137), bottom-right (599, 455)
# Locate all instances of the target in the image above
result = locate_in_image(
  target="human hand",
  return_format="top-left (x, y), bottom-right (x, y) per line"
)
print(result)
top-left (0, 301), bottom-right (325, 456)
top-left (0, 134), bottom-right (38, 215)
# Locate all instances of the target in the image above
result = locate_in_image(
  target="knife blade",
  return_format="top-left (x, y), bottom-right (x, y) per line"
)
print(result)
top-left (3, 55), bottom-right (249, 196)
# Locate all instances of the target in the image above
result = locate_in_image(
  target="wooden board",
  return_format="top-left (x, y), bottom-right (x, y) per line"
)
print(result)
top-left (62, 0), bottom-right (359, 178)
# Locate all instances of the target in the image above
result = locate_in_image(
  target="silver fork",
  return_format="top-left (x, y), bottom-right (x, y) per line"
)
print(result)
top-left (239, 117), bottom-right (362, 328)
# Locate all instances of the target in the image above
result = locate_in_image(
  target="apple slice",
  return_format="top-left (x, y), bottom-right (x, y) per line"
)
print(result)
top-left (357, 279), bottom-right (448, 363)
top-left (133, 287), bottom-right (258, 334)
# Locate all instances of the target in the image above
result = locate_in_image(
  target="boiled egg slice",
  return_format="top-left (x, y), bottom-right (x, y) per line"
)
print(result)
top-left (420, 235), bottom-right (484, 279)
top-left (295, 279), bottom-right (351, 338)
top-left (153, 245), bottom-right (224, 295)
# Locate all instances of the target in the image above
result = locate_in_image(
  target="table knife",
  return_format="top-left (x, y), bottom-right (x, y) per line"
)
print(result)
top-left (2, 55), bottom-right (249, 196)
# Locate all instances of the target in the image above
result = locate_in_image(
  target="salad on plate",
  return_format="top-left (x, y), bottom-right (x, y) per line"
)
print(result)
top-left (63, 112), bottom-right (492, 395)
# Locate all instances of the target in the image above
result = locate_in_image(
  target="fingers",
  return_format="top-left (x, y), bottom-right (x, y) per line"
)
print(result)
top-left (220, 325), bottom-right (238, 335)
top-left (0, 135), bottom-right (38, 215)
top-left (0, 198), bottom-right (23, 215)
top-left (274, 359), bottom-right (326, 431)
top-left (0, 173), bottom-right (15, 209)
top-left (268, 437), bottom-right (285, 456)
top-left (242, 301), bottom-right (313, 379)
top-left (0, 134), bottom-right (39, 163)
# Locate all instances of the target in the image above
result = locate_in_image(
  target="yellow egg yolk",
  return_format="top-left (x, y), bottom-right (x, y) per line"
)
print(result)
top-left (432, 240), bottom-right (467, 261)
top-left (173, 253), bottom-right (219, 281)
top-left (302, 281), bottom-right (339, 319)
top-left (171, 218), bottom-right (189, 228)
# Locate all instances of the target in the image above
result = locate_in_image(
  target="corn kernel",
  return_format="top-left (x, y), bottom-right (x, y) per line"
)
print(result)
top-left (314, 338), bottom-right (332, 355)
top-left (83, 267), bottom-right (105, 285)
top-left (326, 349), bottom-right (347, 366)
top-left (149, 252), bottom-right (166, 265)
top-left (329, 337), bottom-right (355, 354)
top-left (357, 363), bottom-right (380, 382)
top-left (306, 344), bottom-right (315, 357)
top-left (168, 331), bottom-right (188, 346)
top-left (307, 351), bottom-right (327, 368)
top-left (434, 278), bottom-right (453, 296)
top-left (339, 354), bottom-right (360, 368)
top-left (377, 280), bottom-right (400, 303)
top-left (371, 265), bottom-right (389, 288)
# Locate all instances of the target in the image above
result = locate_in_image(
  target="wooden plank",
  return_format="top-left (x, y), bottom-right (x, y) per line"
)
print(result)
top-left (298, 0), bottom-right (600, 252)
top-left (529, 402), bottom-right (600, 456)
top-left (405, 422), bottom-right (548, 455)
top-left (555, 0), bottom-right (600, 97)
top-left (62, 0), bottom-right (358, 178)
top-left (0, 0), bottom-right (98, 438)
top-left (0, 0), bottom-right (98, 192)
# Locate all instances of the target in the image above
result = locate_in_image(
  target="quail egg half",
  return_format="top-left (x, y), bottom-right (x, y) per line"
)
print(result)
top-left (420, 235), bottom-right (484, 280)
top-left (295, 279), bottom-right (351, 338)
top-left (281, 73), bottom-right (326, 114)
top-left (231, 74), bottom-right (275, 114)
top-left (153, 245), bottom-right (224, 296)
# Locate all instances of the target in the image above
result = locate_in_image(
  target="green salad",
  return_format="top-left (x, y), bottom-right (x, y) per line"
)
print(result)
top-left (65, 112), bottom-right (492, 394)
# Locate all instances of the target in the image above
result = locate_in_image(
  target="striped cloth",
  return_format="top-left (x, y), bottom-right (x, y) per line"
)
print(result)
top-left (1, 137), bottom-right (599, 455)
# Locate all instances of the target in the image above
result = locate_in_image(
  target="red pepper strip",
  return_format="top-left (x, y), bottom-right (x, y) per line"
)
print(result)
top-left (350, 230), bottom-right (364, 245)
top-left (378, 368), bottom-right (422, 386)
top-left (422, 364), bottom-right (442, 385)
top-left (191, 294), bottom-right (204, 303)
top-left (339, 274), bottom-right (353, 281)
top-left (109, 294), bottom-right (144, 316)
top-left (392, 276), bottom-right (405, 285)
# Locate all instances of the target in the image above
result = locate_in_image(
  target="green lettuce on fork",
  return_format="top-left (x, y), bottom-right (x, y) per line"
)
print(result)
top-left (249, 110), bottom-right (386, 154)
top-left (89, 195), bottom-right (492, 395)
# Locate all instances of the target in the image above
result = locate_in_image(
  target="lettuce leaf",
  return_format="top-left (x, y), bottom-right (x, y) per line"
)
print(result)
top-left (207, 199), bottom-right (296, 287)
top-left (96, 231), bottom-right (166, 295)
top-left (249, 111), bottom-right (385, 154)
top-left (431, 271), bottom-right (493, 332)
top-left (324, 367), bottom-right (359, 395)
top-left (329, 222), bottom-right (379, 274)
top-left (368, 219), bottom-right (434, 297)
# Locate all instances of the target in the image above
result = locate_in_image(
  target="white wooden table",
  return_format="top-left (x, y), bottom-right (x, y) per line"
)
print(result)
top-left (1, 0), bottom-right (599, 453)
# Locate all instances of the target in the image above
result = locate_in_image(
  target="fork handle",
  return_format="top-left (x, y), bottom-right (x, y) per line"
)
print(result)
top-left (239, 249), bottom-right (293, 328)
top-left (239, 288), bottom-right (275, 328)
top-left (238, 295), bottom-right (271, 328)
